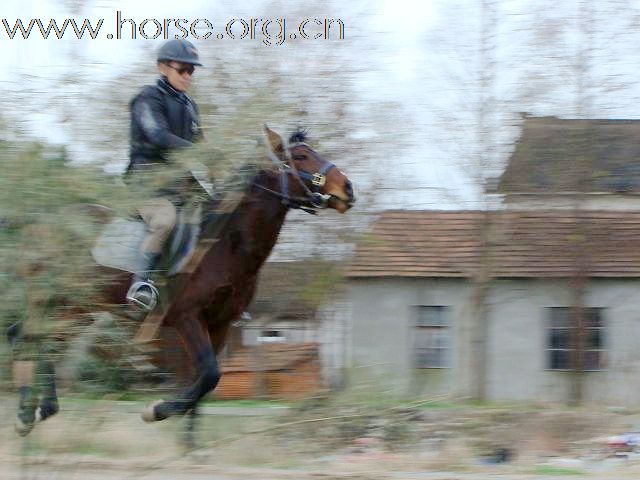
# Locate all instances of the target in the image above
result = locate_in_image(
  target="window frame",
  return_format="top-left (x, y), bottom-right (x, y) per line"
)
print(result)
top-left (545, 306), bottom-right (606, 372)
top-left (413, 305), bottom-right (451, 369)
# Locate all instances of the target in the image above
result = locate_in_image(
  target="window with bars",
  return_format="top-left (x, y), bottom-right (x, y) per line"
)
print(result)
top-left (546, 307), bottom-right (605, 371)
top-left (414, 306), bottom-right (450, 368)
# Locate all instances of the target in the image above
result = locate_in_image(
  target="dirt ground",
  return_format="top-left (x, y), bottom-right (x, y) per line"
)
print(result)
top-left (4, 395), bottom-right (640, 479)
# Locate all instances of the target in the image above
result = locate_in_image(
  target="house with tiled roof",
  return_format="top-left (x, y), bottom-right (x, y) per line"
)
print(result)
top-left (345, 116), bottom-right (640, 405)
top-left (493, 114), bottom-right (640, 209)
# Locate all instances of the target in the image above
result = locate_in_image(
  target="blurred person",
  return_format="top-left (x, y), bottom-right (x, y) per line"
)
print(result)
top-left (125, 38), bottom-right (203, 310)
top-left (12, 224), bottom-right (69, 435)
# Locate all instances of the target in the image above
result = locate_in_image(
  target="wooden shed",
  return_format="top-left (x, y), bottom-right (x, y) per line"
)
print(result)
top-left (214, 342), bottom-right (324, 400)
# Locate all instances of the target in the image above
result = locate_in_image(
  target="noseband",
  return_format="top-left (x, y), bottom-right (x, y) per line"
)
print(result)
top-left (258, 138), bottom-right (336, 215)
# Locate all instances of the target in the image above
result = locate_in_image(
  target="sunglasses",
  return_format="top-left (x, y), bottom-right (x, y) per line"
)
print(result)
top-left (167, 64), bottom-right (195, 76)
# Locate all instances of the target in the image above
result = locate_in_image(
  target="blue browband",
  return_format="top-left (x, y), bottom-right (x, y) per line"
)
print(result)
top-left (277, 163), bottom-right (336, 213)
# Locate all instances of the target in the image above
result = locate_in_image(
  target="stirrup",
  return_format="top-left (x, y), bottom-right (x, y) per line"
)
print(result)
top-left (126, 280), bottom-right (159, 311)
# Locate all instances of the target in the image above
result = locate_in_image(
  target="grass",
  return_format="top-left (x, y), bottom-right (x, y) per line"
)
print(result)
top-left (50, 395), bottom-right (291, 412)
top-left (323, 393), bottom-right (550, 413)
top-left (534, 465), bottom-right (587, 476)
top-left (200, 398), bottom-right (290, 408)
top-left (2, 394), bottom-right (629, 475)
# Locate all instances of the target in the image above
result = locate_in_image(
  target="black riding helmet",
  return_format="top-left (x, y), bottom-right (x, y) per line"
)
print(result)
top-left (157, 39), bottom-right (203, 66)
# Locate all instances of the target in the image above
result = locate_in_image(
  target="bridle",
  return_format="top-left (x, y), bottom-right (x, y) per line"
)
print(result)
top-left (257, 137), bottom-right (337, 215)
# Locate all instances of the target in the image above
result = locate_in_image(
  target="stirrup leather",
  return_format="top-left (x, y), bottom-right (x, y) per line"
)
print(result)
top-left (126, 280), bottom-right (159, 311)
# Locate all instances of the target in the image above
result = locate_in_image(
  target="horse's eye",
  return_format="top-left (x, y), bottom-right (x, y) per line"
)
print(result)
top-left (293, 155), bottom-right (306, 161)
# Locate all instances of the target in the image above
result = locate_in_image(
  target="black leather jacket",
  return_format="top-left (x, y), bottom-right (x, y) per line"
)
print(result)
top-left (127, 76), bottom-right (201, 172)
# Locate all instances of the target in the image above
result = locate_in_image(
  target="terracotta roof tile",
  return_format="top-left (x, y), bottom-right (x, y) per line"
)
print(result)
top-left (348, 210), bottom-right (640, 278)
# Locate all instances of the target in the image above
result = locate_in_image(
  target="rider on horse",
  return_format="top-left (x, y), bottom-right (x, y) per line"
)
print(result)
top-left (125, 39), bottom-right (204, 310)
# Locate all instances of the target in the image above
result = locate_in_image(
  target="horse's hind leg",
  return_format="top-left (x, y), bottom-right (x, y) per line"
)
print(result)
top-left (142, 317), bottom-right (220, 422)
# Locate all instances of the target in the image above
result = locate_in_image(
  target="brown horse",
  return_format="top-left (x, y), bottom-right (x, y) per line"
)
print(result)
top-left (14, 126), bottom-right (354, 435)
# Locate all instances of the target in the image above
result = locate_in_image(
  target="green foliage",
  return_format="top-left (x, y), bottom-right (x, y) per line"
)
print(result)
top-left (76, 357), bottom-right (136, 394)
top-left (298, 262), bottom-right (345, 308)
top-left (0, 141), bottom-right (141, 336)
top-left (1, 143), bottom-right (130, 220)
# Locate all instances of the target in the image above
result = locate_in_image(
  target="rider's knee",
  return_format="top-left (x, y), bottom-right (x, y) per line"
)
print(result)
top-left (140, 198), bottom-right (177, 238)
top-left (152, 208), bottom-right (177, 236)
top-left (13, 361), bottom-right (36, 388)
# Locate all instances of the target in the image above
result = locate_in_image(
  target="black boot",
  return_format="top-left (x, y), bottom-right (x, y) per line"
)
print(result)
top-left (36, 359), bottom-right (59, 422)
top-left (6, 321), bottom-right (21, 347)
top-left (15, 386), bottom-right (37, 436)
top-left (126, 252), bottom-right (161, 310)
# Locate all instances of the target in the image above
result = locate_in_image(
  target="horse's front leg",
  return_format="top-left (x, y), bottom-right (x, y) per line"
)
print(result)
top-left (142, 317), bottom-right (220, 422)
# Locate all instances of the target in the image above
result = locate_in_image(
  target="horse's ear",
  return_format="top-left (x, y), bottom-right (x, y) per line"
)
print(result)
top-left (263, 125), bottom-right (283, 153)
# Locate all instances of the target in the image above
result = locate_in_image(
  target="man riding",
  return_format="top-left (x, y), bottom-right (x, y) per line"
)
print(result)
top-left (125, 38), bottom-right (203, 310)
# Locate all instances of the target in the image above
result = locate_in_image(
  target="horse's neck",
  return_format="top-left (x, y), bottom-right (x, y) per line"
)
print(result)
top-left (225, 173), bottom-right (290, 272)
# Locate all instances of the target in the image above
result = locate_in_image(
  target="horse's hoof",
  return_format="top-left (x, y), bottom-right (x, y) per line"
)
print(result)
top-left (141, 400), bottom-right (164, 423)
top-left (35, 398), bottom-right (59, 422)
top-left (15, 416), bottom-right (34, 437)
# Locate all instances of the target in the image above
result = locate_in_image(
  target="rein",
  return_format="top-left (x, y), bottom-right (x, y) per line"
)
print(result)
top-left (254, 183), bottom-right (319, 215)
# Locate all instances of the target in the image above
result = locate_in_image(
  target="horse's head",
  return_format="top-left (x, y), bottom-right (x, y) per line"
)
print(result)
top-left (264, 126), bottom-right (355, 213)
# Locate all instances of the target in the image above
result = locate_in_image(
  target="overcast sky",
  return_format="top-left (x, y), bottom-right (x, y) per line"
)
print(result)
top-left (3, 0), bottom-right (640, 211)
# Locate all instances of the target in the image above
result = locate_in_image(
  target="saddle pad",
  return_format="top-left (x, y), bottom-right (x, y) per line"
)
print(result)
top-left (91, 218), bottom-right (147, 273)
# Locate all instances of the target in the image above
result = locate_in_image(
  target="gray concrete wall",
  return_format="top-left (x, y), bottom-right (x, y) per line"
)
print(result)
top-left (317, 299), bottom-right (351, 390)
top-left (486, 279), bottom-right (573, 403)
top-left (347, 278), bottom-right (473, 397)
top-left (349, 277), bottom-right (640, 405)
top-left (486, 279), bottom-right (640, 405)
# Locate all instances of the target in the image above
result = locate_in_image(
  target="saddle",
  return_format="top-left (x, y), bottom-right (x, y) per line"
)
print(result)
top-left (91, 203), bottom-right (203, 278)
top-left (90, 163), bottom-right (257, 340)
top-left (92, 163), bottom-right (256, 279)
top-left (91, 187), bottom-right (246, 310)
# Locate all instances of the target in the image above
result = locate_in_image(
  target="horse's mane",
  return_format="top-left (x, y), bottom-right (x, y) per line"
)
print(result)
top-left (203, 128), bottom-right (314, 216)
top-left (288, 127), bottom-right (309, 144)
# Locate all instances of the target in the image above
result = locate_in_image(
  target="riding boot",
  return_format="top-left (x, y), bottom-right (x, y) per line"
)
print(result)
top-left (126, 252), bottom-right (161, 311)
top-left (35, 359), bottom-right (59, 422)
top-left (14, 360), bottom-right (37, 436)
top-left (6, 321), bottom-right (21, 348)
top-left (15, 386), bottom-right (38, 436)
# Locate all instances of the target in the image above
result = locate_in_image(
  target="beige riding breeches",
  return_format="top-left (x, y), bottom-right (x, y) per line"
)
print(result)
top-left (138, 197), bottom-right (177, 254)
